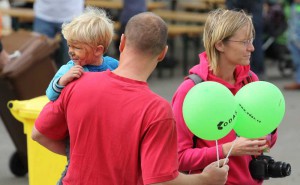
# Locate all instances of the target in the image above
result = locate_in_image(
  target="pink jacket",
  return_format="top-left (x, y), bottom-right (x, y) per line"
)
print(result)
top-left (172, 52), bottom-right (278, 185)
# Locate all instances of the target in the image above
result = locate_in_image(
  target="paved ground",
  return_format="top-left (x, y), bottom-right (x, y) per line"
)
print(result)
top-left (0, 58), bottom-right (299, 184)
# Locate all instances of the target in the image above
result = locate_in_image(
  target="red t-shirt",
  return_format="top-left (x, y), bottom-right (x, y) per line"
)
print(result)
top-left (35, 71), bottom-right (179, 185)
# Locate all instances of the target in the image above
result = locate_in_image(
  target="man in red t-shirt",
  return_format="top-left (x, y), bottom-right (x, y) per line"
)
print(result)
top-left (32, 12), bottom-right (229, 185)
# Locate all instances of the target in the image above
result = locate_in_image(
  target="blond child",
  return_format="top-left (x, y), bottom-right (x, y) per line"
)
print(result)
top-left (44, 7), bottom-right (118, 185)
top-left (46, 6), bottom-right (118, 101)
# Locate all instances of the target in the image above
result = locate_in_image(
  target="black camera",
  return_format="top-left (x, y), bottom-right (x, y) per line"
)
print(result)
top-left (249, 155), bottom-right (291, 180)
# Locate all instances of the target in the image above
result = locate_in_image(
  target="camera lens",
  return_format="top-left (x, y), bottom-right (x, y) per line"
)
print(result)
top-left (281, 162), bottom-right (291, 176)
top-left (268, 161), bottom-right (291, 177)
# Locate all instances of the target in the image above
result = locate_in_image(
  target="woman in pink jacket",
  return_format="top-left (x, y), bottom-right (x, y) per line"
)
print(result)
top-left (172, 9), bottom-right (278, 185)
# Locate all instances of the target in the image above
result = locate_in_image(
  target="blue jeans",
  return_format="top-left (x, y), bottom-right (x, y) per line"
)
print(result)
top-left (288, 41), bottom-right (300, 83)
top-left (33, 17), bottom-right (69, 67)
top-left (226, 0), bottom-right (265, 76)
top-left (56, 138), bottom-right (70, 185)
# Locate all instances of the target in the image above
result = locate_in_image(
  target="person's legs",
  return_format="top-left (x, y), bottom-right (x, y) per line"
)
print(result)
top-left (225, 0), bottom-right (238, 9)
top-left (285, 41), bottom-right (300, 89)
top-left (52, 22), bottom-right (69, 67)
top-left (33, 17), bottom-right (57, 38)
top-left (56, 138), bottom-right (70, 185)
top-left (60, 35), bottom-right (70, 66)
top-left (226, 0), bottom-right (265, 78)
top-left (248, 2), bottom-right (265, 77)
top-left (114, 23), bottom-right (126, 58)
top-left (53, 24), bottom-right (69, 67)
top-left (33, 18), bottom-right (69, 67)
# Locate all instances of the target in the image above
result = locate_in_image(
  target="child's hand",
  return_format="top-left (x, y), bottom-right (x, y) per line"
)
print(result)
top-left (59, 65), bottom-right (84, 86)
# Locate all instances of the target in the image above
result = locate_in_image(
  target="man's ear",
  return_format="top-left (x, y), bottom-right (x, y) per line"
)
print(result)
top-left (157, 45), bottom-right (168, 62)
top-left (119, 34), bottom-right (126, 53)
top-left (215, 40), bottom-right (225, 52)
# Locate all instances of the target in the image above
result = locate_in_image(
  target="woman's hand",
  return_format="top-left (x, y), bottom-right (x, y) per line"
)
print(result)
top-left (223, 136), bottom-right (269, 156)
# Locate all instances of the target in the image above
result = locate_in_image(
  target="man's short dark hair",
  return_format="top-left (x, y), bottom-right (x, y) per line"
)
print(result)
top-left (124, 12), bottom-right (168, 55)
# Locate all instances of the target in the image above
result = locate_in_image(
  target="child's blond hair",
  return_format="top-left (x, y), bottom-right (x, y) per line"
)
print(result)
top-left (62, 6), bottom-right (114, 53)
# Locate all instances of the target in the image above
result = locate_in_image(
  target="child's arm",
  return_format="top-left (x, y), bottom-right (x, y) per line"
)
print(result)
top-left (46, 64), bottom-right (84, 101)
top-left (58, 65), bottom-right (84, 86)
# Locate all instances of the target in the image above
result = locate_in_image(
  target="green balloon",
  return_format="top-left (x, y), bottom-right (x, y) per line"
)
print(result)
top-left (183, 81), bottom-right (237, 140)
top-left (234, 81), bottom-right (285, 138)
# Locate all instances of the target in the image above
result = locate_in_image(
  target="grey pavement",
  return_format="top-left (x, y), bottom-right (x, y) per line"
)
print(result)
top-left (0, 59), bottom-right (299, 184)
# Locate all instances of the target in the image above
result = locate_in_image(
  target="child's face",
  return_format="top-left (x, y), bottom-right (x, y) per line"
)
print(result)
top-left (67, 41), bottom-right (98, 66)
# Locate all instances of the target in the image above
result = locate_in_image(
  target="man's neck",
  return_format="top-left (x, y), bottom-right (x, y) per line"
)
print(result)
top-left (113, 50), bottom-right (157, 82)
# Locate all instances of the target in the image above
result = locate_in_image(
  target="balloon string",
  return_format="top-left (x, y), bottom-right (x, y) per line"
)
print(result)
top-left (223, 136), bottom-right (238, 166)
top-left (216, 140), bottom-right (220, 167)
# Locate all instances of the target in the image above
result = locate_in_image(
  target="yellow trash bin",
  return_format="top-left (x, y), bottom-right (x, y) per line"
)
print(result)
top-left (7, 95), bottom-right (67, 185)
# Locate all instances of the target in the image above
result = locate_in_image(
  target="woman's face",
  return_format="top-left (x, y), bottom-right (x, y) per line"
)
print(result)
top-left (221, 24), bottom-right (255, 67)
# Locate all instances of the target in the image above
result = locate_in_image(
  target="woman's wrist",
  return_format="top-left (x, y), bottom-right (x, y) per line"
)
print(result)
top-left (222, 143), bottom-right (232, 157)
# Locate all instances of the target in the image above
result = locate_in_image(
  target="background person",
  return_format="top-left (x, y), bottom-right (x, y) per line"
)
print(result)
top-left (284, 0), bottom-right (300, 90)
top-left (226, 0), bottom-right (265, 79)
top-left (114, 0), bottom-right (146, 57)
top-left (33, 0), bottom-right (84, 67)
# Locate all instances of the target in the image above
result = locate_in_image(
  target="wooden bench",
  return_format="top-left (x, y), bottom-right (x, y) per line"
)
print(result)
top-left (24, 0), bottom-right (167, 10)
top-left (178, 2), bottom-right (211, 12)
top-left (0, 7), bottom-right (34, 32)
top-left (168, 24), bottom-right (204, 36)
top-left (0, 7), bottom-right (34, 19)
top-left (1, 7), bottom-right (204, 76)
top-left (85, 0), bottom-right (167, 11)
top-left (0, 1), bottom-right (167, 19)
top-left (113, 21), bottom-right (204, 76)
top-left (162, 24), bottom-right (204, 77)
top-left (113, 21), bottom-right (204, 38)
top-left (153, 9), bottom-right (208, 24)
top-left (204, 0), bottom-right (225, 9)
top-left (152, 10), bottom-right (207, 75)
